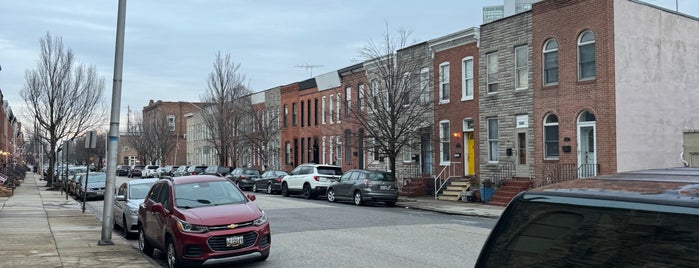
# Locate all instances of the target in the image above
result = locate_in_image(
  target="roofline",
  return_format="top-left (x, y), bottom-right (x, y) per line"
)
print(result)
top-left (628, 0), bottom-right (699, 22)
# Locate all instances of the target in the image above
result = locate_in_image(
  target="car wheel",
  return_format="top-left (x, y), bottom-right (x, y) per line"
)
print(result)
top-left (266, 183), bottom-right (272, 194)
top-left (138, 225), bottom-right (154, 256)
top-left (282, 183), bottom-right (289, 197)
top-left (327, 188), bottom-right (336, 202)
top-left (303, 184), bottom-right (312, 199)
top-left (252, 183), bottom-right (258, 192)
top-left (122, 217), bottom-right (131, 239)
top-left (385, 201), bottom-right (396, 207)
top-left (353, 191), bottom-right (363, 206)
top-left (166, 239), bottom-right (181, 268)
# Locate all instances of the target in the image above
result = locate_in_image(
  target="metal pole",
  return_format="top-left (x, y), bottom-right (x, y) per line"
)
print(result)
top-left (99, 0), bottom-right (127, 246)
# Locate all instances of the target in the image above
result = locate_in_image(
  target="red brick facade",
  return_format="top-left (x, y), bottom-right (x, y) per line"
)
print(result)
top-left (142, 100), bottom-right (208, 165)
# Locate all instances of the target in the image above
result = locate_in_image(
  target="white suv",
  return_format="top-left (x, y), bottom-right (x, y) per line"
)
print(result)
top-left (281, 164), bottom-right (343, 199)
top-left (142, 165), bottom-right (160, 178)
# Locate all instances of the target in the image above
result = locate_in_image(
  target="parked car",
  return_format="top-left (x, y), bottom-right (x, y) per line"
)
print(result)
top-left (281, 164), bottom-right (343, 199)
top-left (138, 175), bottom-right (271, 267)
top-left (252, 170), bottom-right (289, 194)
top-left (156, 165), bottom-right (178, 177)
top-left (113, 178), bottom-right (158, 239)
top-left (204, 165), bottom-right (232, 177)
top-left (116, 165), bottom-right (130, 176)
top-left (227, 167), bottom-right (262, 190)
top-left (142, 165), bottom-right (160, 178)
top-left (128, 165), bottom-right (145, 178)
top-left (172, 165), bottom-right (189, 177)
top-left (74, 172), bottom-right (108, 200)
top-left (475, 167), bottom-right (699, 267)
top-left (67, 172), bottom-right (86, 196)
top-left (186, 165), bottom-right (208, 176)
top-left (326, 169), bottom-right (398, 206)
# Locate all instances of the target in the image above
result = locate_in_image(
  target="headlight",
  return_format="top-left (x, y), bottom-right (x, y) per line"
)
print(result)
top-left (253, 210), bottom-right (268, 226)
top-left (175, 218), bottom-right (208, 233)
top-left (126, 206), bottom-right (139, 215)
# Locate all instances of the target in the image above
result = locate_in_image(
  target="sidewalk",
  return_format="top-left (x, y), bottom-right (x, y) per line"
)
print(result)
top-left (0, 173), bottom-right (154, 268)
top-left (397, 197), bottom-right (504, 219)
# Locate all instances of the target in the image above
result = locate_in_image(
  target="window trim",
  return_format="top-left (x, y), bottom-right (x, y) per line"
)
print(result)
top-left (543, 113), bottom-right (560, 160)
top-left (514, 45), bottom-right (529, 91)
top-left (577, 30), bottom-right (596, 81)
top-left (321, 97), bottom-right (326, 124)
top-left (419, 67), bottom-right (430, 103)
top-left (438, 62), bottom-right (450, 104)
top-left (543, 39), bottom-right (559, 86)
top-left (439, 120), bottom-right (451, 165)
top-left (461, 57), bottom-right (474, 101)
top-left (486, 52), bottom-right (499, 94)
top-left (487, 117), bottom-right (499, 163)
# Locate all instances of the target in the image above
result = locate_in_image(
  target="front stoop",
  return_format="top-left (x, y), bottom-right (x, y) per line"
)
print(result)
top-left (437, 180), bottom-right (471, 201)
top-left (487, 178), bottom-right (532, 206)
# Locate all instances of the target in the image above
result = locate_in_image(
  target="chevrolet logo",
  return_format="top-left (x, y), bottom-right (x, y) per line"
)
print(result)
top-left (227, 224), bottom-right (238, 229)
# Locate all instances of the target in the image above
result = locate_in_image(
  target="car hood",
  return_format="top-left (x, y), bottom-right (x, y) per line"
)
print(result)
top-left (126, 199), bottom-right (145, 209)
top-left (178, 202), bottom-right (261, 225)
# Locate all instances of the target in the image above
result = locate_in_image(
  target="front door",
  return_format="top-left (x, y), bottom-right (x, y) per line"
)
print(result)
top-left (514, 130), bottom-right (529, 177)
top-left (464, 132), bottom-right (475, 176)
top-left (578, 125), bottom-right (597, 177)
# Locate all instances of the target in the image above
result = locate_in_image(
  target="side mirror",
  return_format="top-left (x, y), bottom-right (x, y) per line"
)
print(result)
top-left (151, 203), bottom-right (164, 214)
top-left (115, 195), bottom-right (126, 201)
top-left (247, 194), bottom-right (256, 201)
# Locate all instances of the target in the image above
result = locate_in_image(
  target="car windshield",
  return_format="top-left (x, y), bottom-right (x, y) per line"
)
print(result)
top-left (367, 172), bottom-right (395, 181)
top-left (174, 180), bottom-right (246, 209)
top-left (218, 167), bottom-right (231, 173)
top-left (244, 169), bottom-right (260, 175)
top-left (129, 183), bottom-right (154, 199)
top-left (264, 171), bottom-right (287, 178)
top-left (317, 167), bottom-right (343, 175)
top-left (83, 173), bottom-right (107, 184)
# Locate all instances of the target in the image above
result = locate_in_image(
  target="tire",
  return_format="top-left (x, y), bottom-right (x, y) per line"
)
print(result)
top-left (385, 201), bottom-right (396, 207)
top-left (303, 184), bottom-right (313, 199)
top-left (281, 183), bottom-right (289, 197)
top-left (259, 249), bottom-right (270, 262)
top-left (266, 183), bottom-right (273, 194)
top-left (166, 239), bottom-right (181, 268)
top-left (138, 225), bottom-right (154, 257)
top-left (353, 191), bottom-right (363, 206)
top-left (252, 183), bottom-right (258, 192)
top-left (327, 188), bottom-right (336, 202)
top-left (122, 217), bottom-right (132, 239)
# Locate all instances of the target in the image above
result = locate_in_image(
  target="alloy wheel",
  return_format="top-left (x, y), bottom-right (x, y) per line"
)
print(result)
top-left (266, 183), bottom-right (272, 194)
top-left (354, 191), bottom-right (363, 206)
top-left (327, 189), bottom-right (336, 202)
top-left (252, 184), bottom-right (258, 192)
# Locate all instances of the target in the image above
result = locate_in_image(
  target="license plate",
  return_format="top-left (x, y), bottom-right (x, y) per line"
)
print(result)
top-left (226, 235), bottom-right (244, 247)
top-left (380, 185), bottom-right (391, 190)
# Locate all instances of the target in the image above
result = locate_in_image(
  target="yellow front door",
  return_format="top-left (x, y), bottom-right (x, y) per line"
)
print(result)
top-left (466, 132), bottom-right (475, 176)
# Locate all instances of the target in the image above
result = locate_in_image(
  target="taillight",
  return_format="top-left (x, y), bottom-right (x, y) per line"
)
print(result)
top-left (275, 177), bottom-right (282, 182)
top-left (241, 175), bottom-right (247, 179)
top-left (313, 176), bottom-right (319, 181)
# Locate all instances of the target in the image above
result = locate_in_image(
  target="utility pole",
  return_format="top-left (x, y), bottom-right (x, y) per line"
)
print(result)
top-left (99, 0), bottom-right (127, 246)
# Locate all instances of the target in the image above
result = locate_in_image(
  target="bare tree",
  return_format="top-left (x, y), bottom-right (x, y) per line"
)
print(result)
top-left (347, 26), bottom-right (433, 179)
top-left (200, 51), bottom-right (251, 167)
top-left (240, 101), bottom-right (280, 170)
top-left (126, 112), bottom-right (175, 165)
top-left (21, 33), bottom-right (106, 188)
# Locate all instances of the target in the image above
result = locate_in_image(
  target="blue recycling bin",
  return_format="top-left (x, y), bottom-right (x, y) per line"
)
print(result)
top-left (480, 187), bottom-right (494, 203)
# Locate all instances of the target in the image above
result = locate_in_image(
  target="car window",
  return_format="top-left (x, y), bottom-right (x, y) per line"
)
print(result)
top-left (317, 167), bottom-right (343, 175)
top-left (340, 172), bottom-right (352, 181)
top-left (349, 172), bottom-right (360, 181)
top-left (117, 183), bottom-right (127, 196)
top-left (174, 180), bottom-right (246, 208)
top-left (148, 183), bottom-right (162, 202)
top-left (244, 169), bottom-right (260, 175)
top-left (160, 185), bottom-right (172, 210)
top-left (129, 183), bottom-right (154, 199)
top-left (367, 172), bottom-right (395, 181)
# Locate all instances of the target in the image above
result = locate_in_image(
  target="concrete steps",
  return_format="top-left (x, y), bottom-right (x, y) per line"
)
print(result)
top-left (436, 178), bottom-right (471, 201)
top-left (487, 177), bottom-right (532, 206)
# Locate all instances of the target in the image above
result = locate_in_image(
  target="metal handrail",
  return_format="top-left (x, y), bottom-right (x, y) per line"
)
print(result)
top-left (433, 162), bottom-right (461, 199)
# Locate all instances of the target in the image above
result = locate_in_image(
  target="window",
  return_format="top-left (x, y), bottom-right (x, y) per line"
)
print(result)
top-left (419, 68), bottom-right (430, 103)
top-left (487, 118), bottom-right (499, 162)
top-left (544, 114), bottom-right (559, 159)
top-left (371, 79), bottom-right (379, 108)
top-left (329, 136), bottom-right (334, 164)
top-left (543, 39), bottom-right (559, 85)
top-left (285, 142), bottom-right (291, 165)
top-left (358, 84), bottom-right (365, 111)
top-left (322, 136), bottom-right (326, 164)
top-left (336, 136), bottom-right (342, 165)
top-left (314, 98), bottom-right (318, 126)
top-left (167, 115), bottom-right (175, 131)
top-left (321, 97), bottom-right (326, 124)
top-left (345, 86), bottom-right (352, 117)
top-left (463, 118), bottom-right (474, 132)
top-left (300, 101), bottom-right (305, 127)
top-left (329, 95), bottom-right (334, 124)
top-left (402, 145), bottom-right (412, 162)
top-left (515, 46), bottom-right (528, 90)
top-left (283, 105), bottom-right (288, 127)
top-left (336, 93), bottom-right (341, 122)
top-left (372, 138), bottom-right (380, 161)
top-left (344, 129), bottom-right (351, 164)
top-left (439, 62), bottom-right (450, 103)
top-left (462, 57), bottom-right (474, 100)
top-left (307, 100), bottom-right (311, 127)
top-left (487, 53), bottom-right (499, 93)
top-left (292, 103), bottom-right (297, 127)
top-left (578, 30), bottom-right (596, 80)
top-left (439, 120), bottom-right (450, 164)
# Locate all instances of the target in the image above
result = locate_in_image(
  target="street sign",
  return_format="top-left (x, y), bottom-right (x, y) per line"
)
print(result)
top-left (85, 131), bottom-right (97, 149)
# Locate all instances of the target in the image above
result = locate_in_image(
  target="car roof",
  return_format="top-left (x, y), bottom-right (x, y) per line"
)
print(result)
top-left (128, 178), bottom-right (159, 185)
top-left (167, 174), bottom-right (227, 185)
top-left (529, 167), bottom-right (699, 207)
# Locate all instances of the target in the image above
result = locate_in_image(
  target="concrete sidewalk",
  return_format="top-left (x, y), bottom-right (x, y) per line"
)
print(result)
top-left (397, 197), bottom-right (504, 219)
top-left (0, 173), bottom-right (154, 268)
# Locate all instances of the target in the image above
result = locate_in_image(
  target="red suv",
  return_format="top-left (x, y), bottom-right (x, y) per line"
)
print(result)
top-left (138, 175), bottom-right (271, 267)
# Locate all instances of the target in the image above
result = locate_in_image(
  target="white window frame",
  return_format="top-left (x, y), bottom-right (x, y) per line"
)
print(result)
top-left (322, 136), bottom-right (326, 164)
top-left (336, 136), bottom-right (342, 165)
top-left (167, 115), bottom-right (175, 132)
top-left (463, 118), bottom-right (474, 132)
top-left (514, 45), bottom-right (529, 90)
top-left (578, 30), bottom-right (596, 81)
top-left (438, 62), bottom-right (450, 104)
top-left (439, 120), bottom-right (450, 165)
top-left (358, 84), bottom-right (365, 111)
top-left (487, 117), bottom-right (499, 162)
top-left (336, 93), bottom-right (341, 123)
top-left (321, 96), bottom-right (326, 124)
top-left (419, 67), bottom-right (430, 103)
top-left (486, 52), bottom-right (499, 94)
top-left (285, 142), bottom-right (291, 165)
top-left (329, 136), bottom-right (334, 165)
top-left (402, 145), bottom-right (412, 163)
top-left (461, 57), bottom-right (474, 101)
top-left (544, 114), bottom-right (560, 160)
top-left (371, 79), bottom-right (379, 109)
top-left (543, 39), bottom-right (559, 85)
top-left (329, 95), bottom-right (334, 124)
top-left (345, 86), bottom-right (352, 117)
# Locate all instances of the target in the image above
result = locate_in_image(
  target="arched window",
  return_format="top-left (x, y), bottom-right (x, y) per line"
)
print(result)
top-left (578, 30), bottom-right (596, 80)
top-left (544, 114), bottom-right (559, 159)
top-left (543, 39), bottom-right (559, 85)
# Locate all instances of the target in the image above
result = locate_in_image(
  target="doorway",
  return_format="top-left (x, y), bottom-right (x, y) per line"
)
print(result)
top-left (577, 111), bottom-right (597, 178)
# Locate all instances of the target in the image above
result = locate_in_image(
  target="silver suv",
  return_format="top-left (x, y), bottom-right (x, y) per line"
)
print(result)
top-left (281, 164), bottom-right (343, 199)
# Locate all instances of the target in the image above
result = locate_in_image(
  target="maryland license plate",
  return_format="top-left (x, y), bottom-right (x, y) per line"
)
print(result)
top-left (226, 235), bottom-right (244, 247)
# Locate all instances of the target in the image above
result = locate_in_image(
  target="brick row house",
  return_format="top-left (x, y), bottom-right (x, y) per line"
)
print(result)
top-left (175, 0), bottom-right (698, 202)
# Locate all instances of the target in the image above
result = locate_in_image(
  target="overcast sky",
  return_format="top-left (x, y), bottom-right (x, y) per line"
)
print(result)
top-left (1, 0), bottom-right (697, 131)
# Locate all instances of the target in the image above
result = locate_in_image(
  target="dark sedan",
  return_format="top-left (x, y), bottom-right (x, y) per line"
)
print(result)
top-left (252, 170), bottom-right (289, 194)
top-left (227, 167), bottom-right (261, 190)
top-left (116, 165), bottom-right (130, 176)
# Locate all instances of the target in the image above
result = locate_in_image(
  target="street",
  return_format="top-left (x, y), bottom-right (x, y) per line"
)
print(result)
top-left (83, 176), bottom-right (496, 267)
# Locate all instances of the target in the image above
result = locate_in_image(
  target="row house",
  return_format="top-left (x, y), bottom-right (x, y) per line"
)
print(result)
top-left (238, 87), bottom-right (282, 171)
top-left (142, 100), bottom-right (207, 165)
top-left (532, 0), bottom-right (699, 183)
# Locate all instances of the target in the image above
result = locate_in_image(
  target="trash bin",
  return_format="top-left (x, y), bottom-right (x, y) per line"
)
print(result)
top-left (461, 191), bottom-right (473, 202)
top-left (480, 187), bottom-right (494, 203)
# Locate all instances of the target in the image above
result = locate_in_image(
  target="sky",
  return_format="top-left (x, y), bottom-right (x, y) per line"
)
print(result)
top-left (1, 0), bottom-right (698, 132)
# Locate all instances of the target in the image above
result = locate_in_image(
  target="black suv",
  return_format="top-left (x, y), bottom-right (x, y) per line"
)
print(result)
top-left (204, 165), bottom-right (232, 177)
top-left (227, 167), bottom-right (261, 191)
top-left (476, 167), bottom-right (699, 267)
top-left (185, 165), bottom-right (207, 176)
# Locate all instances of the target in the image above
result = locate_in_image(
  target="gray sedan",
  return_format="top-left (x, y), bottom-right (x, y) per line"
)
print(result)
top-left (113, 178), bottom-right (158, 239)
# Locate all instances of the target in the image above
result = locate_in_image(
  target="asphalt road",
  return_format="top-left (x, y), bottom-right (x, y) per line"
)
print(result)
top-left (83, 175), bottom-right (496, 268)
